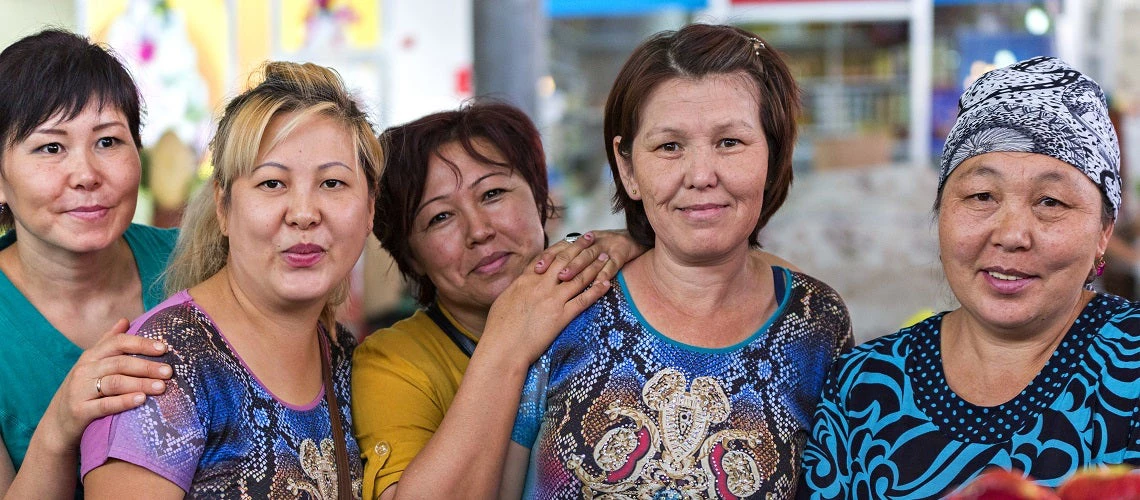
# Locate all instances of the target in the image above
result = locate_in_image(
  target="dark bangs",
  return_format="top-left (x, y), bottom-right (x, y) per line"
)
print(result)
top-left (0, 29), bottom-right (143, 153)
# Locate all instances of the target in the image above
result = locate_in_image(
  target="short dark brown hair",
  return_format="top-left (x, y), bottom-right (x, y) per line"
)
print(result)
top-left (604, 23), bottom-right (800, 248)
top-left (374, 100), bottom-right (553, 304)
top-left (0, 29), bottom-right (143, 230)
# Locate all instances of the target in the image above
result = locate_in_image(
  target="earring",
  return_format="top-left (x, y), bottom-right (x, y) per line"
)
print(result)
top-left (631, 188), bottom-right (638, 196)
top-left (0, 203), bottom-right (5, 217)
top-left (1095, 256), bottom-right (1107, 277)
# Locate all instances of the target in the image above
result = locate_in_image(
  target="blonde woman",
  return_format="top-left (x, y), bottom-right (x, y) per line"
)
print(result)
top-left (80, 62), bottom-right (380, 498)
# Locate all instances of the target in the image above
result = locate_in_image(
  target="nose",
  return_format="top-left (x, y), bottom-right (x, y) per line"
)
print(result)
top-left (285, 188), bottom-right (321, 230)
top-left (685, 146), bottom-right (718, 190)
top-left (68, 149), bottom-right (102, 191)
top-left (465, 210), bottom-right (495, 247)
top-left (991, 203), bottom-right (1031, 251)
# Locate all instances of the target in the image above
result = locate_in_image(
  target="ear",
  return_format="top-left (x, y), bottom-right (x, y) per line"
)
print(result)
top-left (1098, 219), bottom-right (1115, 258)
top-left (214, 181), bottom-right (228, 237)
top-left (613, 136), bottom-right (641, 201)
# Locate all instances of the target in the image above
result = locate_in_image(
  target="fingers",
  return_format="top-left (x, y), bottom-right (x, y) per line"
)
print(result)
top-left (85, 320), bottom-right (168, 359)
top-left (88, 393), bottom-right (148, 422)
top-left (567, 277), bottom-right (612, 318)
top-left (554, 252), bottom-right (609, 302)
top-left (96, 373), bottom-right (168, 397)
top-left (534, 232), bottom-right (595, 275)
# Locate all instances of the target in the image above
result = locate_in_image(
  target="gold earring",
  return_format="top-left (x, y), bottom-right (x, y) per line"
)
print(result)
top-left (631, 188), bottom-right (638, 196)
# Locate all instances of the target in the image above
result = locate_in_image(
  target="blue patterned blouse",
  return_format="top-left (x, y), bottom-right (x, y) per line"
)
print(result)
top-left (798, 293), bottom-right (1140, 499)
top-left (512, 268), bottom-right (852, 499)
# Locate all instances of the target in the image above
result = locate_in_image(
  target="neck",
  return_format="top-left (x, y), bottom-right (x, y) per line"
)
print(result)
top-left (941, 289), bottom-right (1093, 398)
top-left (192, 267), bottom-right (325, 360)
top-left (0, 232), bottom-right (135, 303)
top-left (630, 244), bottom-right (762, 316)
top-left (437, 296), bottom-right (488, 338)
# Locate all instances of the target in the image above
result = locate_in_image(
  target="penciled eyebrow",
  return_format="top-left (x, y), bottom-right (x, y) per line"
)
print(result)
top-left (251, 161), bottom-right (351, 172)
top-left (32, 121), bottom-right (129, 136)
top-left (414, 171), bottom-right (509, 217)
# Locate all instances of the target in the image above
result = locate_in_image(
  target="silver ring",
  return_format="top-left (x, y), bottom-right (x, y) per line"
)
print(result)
top-left (95, 376), bottom-right (105, 398)
top-left (564, 232), bottom-right (582, 244)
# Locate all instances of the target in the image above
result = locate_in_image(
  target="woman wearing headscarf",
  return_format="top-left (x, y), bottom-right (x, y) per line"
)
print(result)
top-left (798, 57), bottom-right (1139, 499)
top-left (80, 61), bottom-right (380, 498)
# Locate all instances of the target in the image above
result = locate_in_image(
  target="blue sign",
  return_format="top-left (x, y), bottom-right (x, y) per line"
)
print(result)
top-left (549, 0), bottom-right (708, 18)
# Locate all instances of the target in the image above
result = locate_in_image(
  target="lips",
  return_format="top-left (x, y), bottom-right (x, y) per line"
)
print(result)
top-left (981, 267), bottom-right (1036, 294)
top-left (66, 205), bottom-right (110, 221)
top-left (283, 243), bottom-right (325, 267)
top-left (678, 203), bottom-right (729, 220)
top-left (471, 251), bottom-right (510, 275)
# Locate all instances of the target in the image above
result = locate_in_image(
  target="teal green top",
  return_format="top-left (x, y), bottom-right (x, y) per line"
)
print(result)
top-left (0, 224), bottom-right (177, 470)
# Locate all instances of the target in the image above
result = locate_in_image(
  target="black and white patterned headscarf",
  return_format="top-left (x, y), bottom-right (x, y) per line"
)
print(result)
top-left (939, 56), bottom-right (1121, 218)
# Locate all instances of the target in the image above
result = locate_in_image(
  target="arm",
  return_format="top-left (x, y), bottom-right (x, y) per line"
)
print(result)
top-left (351, 336), bottom-right (448, 499)
top-left (3, 319), bottom-right (171, 499)
top-left (83, 459), bottom-right (182, 500)
top-left (534, 230), bottom-right (646, 284)
top-left (394, 253), bottom-right (612, 499)
top-left (498, 443), bottom-right (530, 500)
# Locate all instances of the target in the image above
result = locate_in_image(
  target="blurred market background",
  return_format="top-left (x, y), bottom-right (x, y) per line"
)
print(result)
top-left (6, 0), bottom-right (1138, 343)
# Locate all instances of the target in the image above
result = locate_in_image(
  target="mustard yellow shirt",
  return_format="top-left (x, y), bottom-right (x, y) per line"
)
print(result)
top-left (351, 305), bottom-right (478, 499)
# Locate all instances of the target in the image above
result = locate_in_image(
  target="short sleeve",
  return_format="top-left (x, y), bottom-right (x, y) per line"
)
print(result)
top-left (351, 334), bottom-right (449, 498)
top-left (80, 313), bottom-right (207, 492)
top-left (510, 354), bottom-right (551, 449)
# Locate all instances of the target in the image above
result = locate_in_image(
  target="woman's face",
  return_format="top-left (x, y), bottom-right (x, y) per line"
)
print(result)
top-left (0, 101), bottom-right (139, 254)
top-left (939, 152), bottom-right (1112, 333)
top-left (614, 73), bottom-right (769, 263)
top-left (219, 112), bottom-right (373, 309)
top-left (407, 138), bottom-right (545, 314)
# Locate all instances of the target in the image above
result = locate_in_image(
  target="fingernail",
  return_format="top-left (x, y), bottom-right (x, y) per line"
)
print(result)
top-left (159, 366), bottom-right (172, 377)
top-left (535, 260), bottom-right (544, 268)
top-left (583, 232), bottom-right (594, 241)
top-left (603, 280), bottom-right (611, 287)
top-left (154, 342), bottom-right (166, 351)
top-left (133, 394), bottom-right (145, 404)
top-left (151, 381), bottom-right (165, 391)
top-left (598, 252), bottom-right (610, 262)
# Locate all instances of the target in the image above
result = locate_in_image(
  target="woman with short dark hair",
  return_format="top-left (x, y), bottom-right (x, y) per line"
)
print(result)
top-left (0, 29), bottom-right (173, 497)
top-left (352, 100), bottom-right (645, 499)
top-left (501, 23), bottom-right (851, 498)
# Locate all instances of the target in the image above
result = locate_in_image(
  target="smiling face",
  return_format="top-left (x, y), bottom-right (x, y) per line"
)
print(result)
top-left (0, 101), bottom-right (139, 255)
top-left (939, 152), bottom-right (1112, 334)
top-left (614, 73), bottom-right (769, 263)
top-left (406, 138), bottom-right (546, 318)
top-left (219, 111), bottom-right (374, 309)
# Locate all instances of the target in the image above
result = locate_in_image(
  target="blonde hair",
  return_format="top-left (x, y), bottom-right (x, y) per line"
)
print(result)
top-left (166, 61), bottom-right (382, 333)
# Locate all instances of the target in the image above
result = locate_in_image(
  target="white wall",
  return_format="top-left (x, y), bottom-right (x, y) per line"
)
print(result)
top-left (0, 0), bottom-right (76, 49)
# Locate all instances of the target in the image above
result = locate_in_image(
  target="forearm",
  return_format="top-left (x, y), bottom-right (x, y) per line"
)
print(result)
top-left (3, 405), bottom-right (79, 499)
top-left (396, 346), bottom-right (530, 499)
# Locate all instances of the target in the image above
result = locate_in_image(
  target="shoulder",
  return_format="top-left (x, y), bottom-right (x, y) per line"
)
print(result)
top-left (835, 315), bottom-right (936, 378)
top-left (1092, 293), bottom-right (1140, 334)
top-left (781, 268), bottom-right (854, 348)
top-left (129, 291), bottom-right (207, 346)
top-left (355, 310), bottom-right (445, 361)
top-left (331, 322), bottom-right (357, 361)
top-left (124, 224), bottom-right (178, 255)
top-left (784, 268), bottom-right (846, 308)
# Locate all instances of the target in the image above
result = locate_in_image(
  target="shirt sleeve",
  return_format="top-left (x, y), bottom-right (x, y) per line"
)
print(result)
top-left (351, 335), bottom-right (449, 499)
top-left (80, 320), bottom-right (206, 492)
top-left (510, 354), bottom-right (551, 449)
top-left (796, 362), bottom-right (853, 500)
